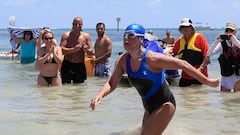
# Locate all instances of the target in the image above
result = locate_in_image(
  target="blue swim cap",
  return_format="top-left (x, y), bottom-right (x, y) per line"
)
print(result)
top-left (125, 24), bottom-right (145, 36)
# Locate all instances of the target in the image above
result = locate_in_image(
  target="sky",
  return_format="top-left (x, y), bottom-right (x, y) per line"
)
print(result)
top-left (1, 0), bottom-right (240, 29)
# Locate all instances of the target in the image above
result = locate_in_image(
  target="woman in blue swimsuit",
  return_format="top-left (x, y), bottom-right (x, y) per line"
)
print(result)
top-left (90, 24), bottom-right (219, 135)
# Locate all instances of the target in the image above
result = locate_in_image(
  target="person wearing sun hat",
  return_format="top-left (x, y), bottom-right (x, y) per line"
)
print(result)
top-left (90, 23), bottom-right (219, 135)
top-left (226, 22), bottom-right (238, 32)
top-left (178, 17), bottom-right (196, 30)
top-left (202, 22), bottom-right (240, 92)
top-left (171, 17), bottom-right (209, 87)
top-left (10, 30), bottom-right (39, 64)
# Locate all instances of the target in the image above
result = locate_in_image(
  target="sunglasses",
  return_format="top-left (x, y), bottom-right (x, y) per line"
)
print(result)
top-left (123, 31), bottom-right (144, 38)
top-left (44, 37), bottom-right (53, 40)
top-left (225, 28), bottom-right (234, 33)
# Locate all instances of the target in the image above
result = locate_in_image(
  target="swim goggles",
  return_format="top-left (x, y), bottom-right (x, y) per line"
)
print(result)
top-left (123, 31), bottom-right (144, 38)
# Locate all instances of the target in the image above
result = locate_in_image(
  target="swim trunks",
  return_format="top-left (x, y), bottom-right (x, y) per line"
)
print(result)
top-left (95, 63), bottom-right (111, 77)
top-left (61, 59), bottom-right (86, 84)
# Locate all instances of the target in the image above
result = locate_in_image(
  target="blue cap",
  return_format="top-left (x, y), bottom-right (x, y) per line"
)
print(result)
top-left (125, 24), bottom-right (145, 36)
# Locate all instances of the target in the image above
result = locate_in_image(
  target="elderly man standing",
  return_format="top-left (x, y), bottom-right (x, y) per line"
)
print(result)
top-left (172, 17), bottom-right (209, 87)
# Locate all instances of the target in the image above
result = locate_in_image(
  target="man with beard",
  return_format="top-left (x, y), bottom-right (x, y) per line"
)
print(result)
top-left (92, 22), bottom-right (112, 77)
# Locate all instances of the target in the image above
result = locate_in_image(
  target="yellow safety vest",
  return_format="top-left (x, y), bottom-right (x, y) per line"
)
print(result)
top-left (178, 33), bottom-right (201, 59)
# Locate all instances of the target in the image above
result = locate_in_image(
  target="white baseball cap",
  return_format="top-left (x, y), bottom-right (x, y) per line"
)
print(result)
top-left (179, 18), bottom-right (195, 30)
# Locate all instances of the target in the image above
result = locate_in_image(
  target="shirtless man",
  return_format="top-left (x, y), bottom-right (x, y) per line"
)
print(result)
top-left (60, 17), bottom-right (94, 84)
top-left (162, 29), bottom-right (176, 48)
top-left (92, 22), bottom-right (112, 77)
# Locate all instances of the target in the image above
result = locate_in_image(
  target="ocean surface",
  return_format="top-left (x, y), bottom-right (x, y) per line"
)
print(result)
top-left (0, 28), bottom-right (240, 135)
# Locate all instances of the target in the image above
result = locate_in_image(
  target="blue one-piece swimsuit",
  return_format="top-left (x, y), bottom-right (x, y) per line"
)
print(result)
top-left (127, 49), bottom-right (176, 114)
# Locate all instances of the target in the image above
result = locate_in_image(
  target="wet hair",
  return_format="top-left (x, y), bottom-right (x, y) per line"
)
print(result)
top-left (96, 22), bottom-right (105, 28)
top-left (23, 31), bottom-right (33, 40)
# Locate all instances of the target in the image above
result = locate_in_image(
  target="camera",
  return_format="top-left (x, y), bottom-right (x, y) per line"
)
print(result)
top-left (220, 34), bottom-right (231, 40)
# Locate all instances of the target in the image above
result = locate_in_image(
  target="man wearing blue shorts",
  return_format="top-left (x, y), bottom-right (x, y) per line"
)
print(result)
top-left (92, 22), bottom-right (112, 77)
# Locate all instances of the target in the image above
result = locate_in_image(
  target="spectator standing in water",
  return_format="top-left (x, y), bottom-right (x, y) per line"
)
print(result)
top-left (92, 22), bottom-right (112, 77)
top-left (37, 31), bottom-right (63, 86)
top-left (172, 18), bottom-right (209, 87)
top-left (202, 22), bottom-right (240, 92)
top-left (60, 17), bottom-right (94, 84)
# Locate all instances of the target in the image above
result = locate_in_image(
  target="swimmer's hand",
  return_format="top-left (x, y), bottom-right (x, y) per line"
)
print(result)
top-left (89, 96), bottom-right (102, 110)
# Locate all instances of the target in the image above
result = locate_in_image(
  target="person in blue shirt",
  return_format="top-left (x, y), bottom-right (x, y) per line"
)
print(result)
top-left (11, 31), bottom-right (38, 64)
top-left (90, 24), bottom-right (219, 135)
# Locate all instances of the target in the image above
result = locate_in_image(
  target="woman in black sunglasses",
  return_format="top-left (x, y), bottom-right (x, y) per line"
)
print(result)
top-left (202, 22), bottom-right (240, 92)
top-left (36, 31), bottom-right (63, 87)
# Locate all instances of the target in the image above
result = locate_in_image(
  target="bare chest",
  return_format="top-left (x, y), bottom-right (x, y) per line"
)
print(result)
top-left (67, 35), bottom-right (87, 48)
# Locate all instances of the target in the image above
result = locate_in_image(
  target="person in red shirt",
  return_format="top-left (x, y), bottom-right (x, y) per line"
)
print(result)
top-left (172, 18), bottom-right (209, 87)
